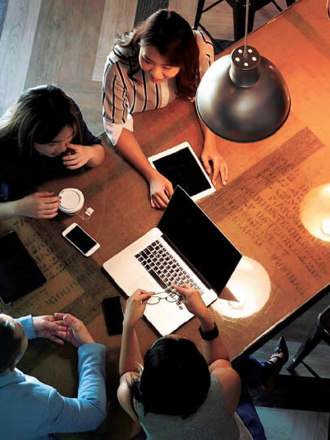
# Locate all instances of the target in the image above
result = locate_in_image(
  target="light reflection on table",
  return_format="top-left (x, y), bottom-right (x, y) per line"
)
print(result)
top-left (300, 183), bottom-right (330, 243)
top-left (214, 256), bottom-right (271, 319)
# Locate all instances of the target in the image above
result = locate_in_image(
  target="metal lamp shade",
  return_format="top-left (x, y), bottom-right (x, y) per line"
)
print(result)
top-left (196, 46), bottom-right (291, 142)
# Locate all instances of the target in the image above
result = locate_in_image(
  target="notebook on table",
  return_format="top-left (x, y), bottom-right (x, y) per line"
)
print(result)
top-left (148, 141), bottom-right (215, 201)
top-left (0, 231), bottom-right (46, 305)
top-left (103, 186), bottom-right (242, 335)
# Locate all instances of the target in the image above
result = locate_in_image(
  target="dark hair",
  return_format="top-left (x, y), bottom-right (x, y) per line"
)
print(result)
top-left (115, 9), bottom-right (200, 100)
top-left (130, 337), bottom-right (210, 418)
top-left (0, 84), bottom-right (81, 159)
top-left (0, 315), bottom-right (23, 374)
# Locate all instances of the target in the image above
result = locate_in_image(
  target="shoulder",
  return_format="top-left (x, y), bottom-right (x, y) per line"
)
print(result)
top-left (117, 372), bottom-right (140, 422)
top-left (20, 373), bottom-right (58, 402)
top-left (106, 44), bottom-right (139, 70)
top-left (209, 360), bottom-right (241, 415)
top-left (104, 45), bottom-right (139, 87)
top-left (193, 30), bottom-right (214, 76)
top-left (193, 30), bottom-right (213, 52)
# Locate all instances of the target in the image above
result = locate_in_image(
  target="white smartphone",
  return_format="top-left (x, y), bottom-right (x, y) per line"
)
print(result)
top-left (62, 223), bottom-right (100, 257)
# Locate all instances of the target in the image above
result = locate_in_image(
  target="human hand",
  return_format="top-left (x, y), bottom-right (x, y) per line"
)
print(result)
top-left (62, 144), bottom-right (93, 170)
top-left (148, 170), bottom-right (174, 209)
top-left (16, 192), bottom-right (60, 219)
top-left (53, 313), bottom-right (95, 347)
top-left (33, 315), bottom-right (67, 344)
top-left (201, 143), bottom-right (228, 186)
top-left (172, 284), bottom-right (210, 319)
top-left (123, 289), bottom-right (153, 327)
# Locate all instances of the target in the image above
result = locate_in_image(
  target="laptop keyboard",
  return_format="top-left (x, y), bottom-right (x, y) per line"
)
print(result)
top-left (135, 240), bottom-right (202, 294)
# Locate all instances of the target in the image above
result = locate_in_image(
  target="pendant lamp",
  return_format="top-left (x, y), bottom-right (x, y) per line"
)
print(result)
top-left (196, 0), bottom-right (291, 142)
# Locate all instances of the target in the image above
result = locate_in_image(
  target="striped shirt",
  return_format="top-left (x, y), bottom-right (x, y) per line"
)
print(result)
top-left (102, 30), bottom-right (214, 146)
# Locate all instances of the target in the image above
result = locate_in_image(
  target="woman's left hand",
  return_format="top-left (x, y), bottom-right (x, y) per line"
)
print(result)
top-left (62, 144), bottom-right (92, 170)
top-left (201, 143), bottom-right (228, 187)
top-left (124, 289), bottom-right (153, 327)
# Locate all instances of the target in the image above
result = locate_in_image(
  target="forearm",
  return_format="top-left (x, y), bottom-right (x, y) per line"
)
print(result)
top-left (116, 129), bottom-right (157, 182)
top-left (40, 344), bottom-right (107, 434)
top-left (119, 321), bottom-right (143, 376)
top-left (197, 112), bottom-right (218, 150)
top-left (77, 343), bottom-right (106, 407)
top-left (199, 310), bottom-right (230, 364)
top-left (85, 144), bottom-right (105, 167)
top-left (0, 200), bottom-right (20, 219)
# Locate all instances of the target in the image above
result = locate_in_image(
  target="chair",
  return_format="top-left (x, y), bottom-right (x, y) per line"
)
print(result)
top-left (194, 0), bottom-right (296, 49)
top-left (287, 304), bottom-right (330, 377)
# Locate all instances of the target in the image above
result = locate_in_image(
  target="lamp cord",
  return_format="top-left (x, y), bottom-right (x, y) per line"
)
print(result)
top-left (243, 0), bottom-right (249, 55)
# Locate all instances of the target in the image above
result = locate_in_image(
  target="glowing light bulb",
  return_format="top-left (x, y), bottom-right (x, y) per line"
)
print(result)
top-left (300, 184), bottom-right (330, 242)
top-left (321, 219), bottom-right (330, 235)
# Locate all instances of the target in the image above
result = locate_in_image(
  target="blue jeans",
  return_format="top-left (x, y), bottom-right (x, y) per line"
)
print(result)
top-left (232, 355), bottom-right (268, 440)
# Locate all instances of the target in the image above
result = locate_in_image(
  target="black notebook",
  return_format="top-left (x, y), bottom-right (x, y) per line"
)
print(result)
top-left (0, 231), bottom-right (46, 304)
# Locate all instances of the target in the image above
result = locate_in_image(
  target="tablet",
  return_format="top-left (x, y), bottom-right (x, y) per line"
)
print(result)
top-left (148, 142), bottom-right (215, 201)
top-left (0, 231), bottom-right (46, 304)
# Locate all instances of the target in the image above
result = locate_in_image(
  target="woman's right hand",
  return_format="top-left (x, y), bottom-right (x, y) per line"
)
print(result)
top-left (16, 192), bottom-right (60, 218)
top-left (147, 170), bottom-right (174, 209)
top-left (124, 289), bottom-right (153, 327)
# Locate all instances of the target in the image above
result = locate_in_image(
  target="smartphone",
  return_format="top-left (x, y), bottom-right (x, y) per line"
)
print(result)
top-left (102, 296), bottom-right (124, 335)
top-left (62, 223), bottom-right (100, 257)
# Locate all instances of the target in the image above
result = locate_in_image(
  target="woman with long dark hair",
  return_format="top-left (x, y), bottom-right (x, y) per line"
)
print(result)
top-left (103, 9), bottom-right (228, 209)
top-left (0, 85), bottom-right (104, 219)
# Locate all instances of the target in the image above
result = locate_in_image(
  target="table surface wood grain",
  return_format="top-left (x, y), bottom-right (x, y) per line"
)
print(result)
top-left (1, 0), bottom-right (329, 437)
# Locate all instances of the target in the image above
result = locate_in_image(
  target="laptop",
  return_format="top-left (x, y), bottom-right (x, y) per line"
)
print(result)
top-left (103, 186), bottom-right (242, 335)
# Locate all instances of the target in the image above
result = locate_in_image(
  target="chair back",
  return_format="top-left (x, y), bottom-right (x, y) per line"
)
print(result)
top-left (317, 304), bottom-right (330, 343)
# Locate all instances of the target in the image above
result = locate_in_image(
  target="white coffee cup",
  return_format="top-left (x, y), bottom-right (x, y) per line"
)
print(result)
top-left (59, 188), bottom-right (84, 215)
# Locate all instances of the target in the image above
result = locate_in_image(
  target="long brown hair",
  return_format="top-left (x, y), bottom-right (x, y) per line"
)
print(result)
top-left (115, 10), bottom-right (200, 101)
top-left (0, 85), bottom-right (81, 160)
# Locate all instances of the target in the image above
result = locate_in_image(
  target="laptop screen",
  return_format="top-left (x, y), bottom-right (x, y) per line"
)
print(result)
top-left (158, 186), bottom-right (242, 295)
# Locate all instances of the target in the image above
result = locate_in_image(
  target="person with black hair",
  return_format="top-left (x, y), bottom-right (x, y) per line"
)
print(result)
top-left (118, 285), bottom-right (288, 440)
top-left (103, 9), bottom-right (228, 209)
top-left (0, 84), bottom-right (104, 219)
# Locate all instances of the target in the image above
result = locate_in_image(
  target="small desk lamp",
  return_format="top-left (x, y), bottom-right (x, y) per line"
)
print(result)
top-left (196, 0), bottom-right (291, 142)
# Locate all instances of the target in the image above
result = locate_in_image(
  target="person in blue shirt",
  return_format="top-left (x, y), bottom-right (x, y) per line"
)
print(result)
top-left (0, 312), bottom-right (106, 440)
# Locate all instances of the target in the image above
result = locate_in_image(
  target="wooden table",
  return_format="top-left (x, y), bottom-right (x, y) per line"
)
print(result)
top-left (1, 0), bottom-right (329, 438)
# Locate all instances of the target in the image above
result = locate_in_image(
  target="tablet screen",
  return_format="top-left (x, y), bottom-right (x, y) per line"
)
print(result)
top-left (149, 143), bottom-right (215, 200)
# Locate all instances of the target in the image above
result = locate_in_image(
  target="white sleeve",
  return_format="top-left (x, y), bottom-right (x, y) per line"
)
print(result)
top-left (104, 114), bottom-right (134, 146)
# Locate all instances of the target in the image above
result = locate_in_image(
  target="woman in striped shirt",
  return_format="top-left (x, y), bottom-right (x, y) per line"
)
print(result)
top-left (103, 9), bottom-right (228, 209)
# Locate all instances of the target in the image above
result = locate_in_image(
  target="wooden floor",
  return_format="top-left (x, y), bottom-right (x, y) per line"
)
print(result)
top-left (1, 0), bottom-right (329, 438)
top-left (0, 0), bottom-right (293, 123)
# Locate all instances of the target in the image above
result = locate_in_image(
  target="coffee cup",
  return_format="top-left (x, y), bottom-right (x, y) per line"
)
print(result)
top-left (59, 188), bottom-right (84, 215)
